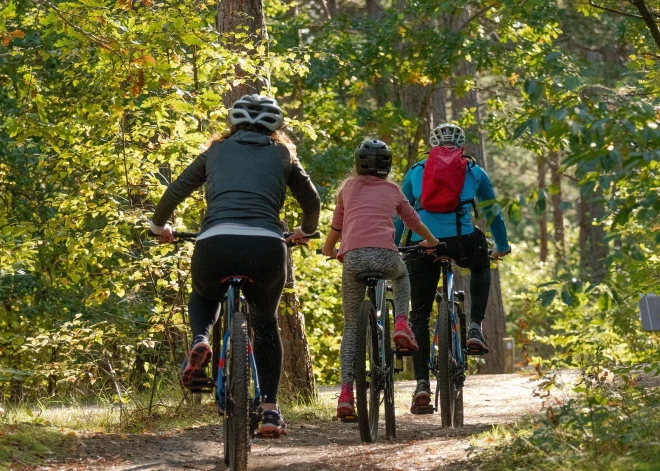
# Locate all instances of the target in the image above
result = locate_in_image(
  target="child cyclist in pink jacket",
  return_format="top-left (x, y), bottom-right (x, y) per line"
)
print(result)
top-left (322, 139), bottom-right (439, 419)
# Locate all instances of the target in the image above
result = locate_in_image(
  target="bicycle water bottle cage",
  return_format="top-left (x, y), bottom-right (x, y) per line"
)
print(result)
top-left (356, 271), bottom-right (386, 285)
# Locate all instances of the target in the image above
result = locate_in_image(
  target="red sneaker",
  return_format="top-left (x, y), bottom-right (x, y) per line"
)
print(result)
top-left (393, 316), bottom-right (419, 351)
top-left (336, 384), bottom-right (355, 420)
top-left (181, 341), bottom-right (212, 390)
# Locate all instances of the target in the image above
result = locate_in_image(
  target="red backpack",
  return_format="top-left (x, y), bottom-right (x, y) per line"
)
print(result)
top-left (420, 146), bottom-right (468, 212)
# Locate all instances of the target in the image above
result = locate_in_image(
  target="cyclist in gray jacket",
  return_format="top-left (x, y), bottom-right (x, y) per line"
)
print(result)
top-left (150, 95), bottom-right (321, 438)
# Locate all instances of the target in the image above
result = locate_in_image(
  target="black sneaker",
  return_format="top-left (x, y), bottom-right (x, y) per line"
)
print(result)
top-left (181, 340), bottom-right (213, 391)
top-left (410, 380), bottom-right (434, 414)
top-left (258, 409), bottom-right (287, 438)
top-left (466, 327), bottom-right (489, 355)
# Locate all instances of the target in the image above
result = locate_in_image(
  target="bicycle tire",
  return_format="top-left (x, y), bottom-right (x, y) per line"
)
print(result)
top-left (355, 300), bottom-right (380, 443)
top-left (226, 311), bottom-right (250, 471)
top-left (436, 300), bottom-right (461, 428)
top-left (383, 298), bottom-right (396, 441)
top-left (222, 307), bottom-right (230, 466)
top-left (455, 301), bottom-right (466, 427)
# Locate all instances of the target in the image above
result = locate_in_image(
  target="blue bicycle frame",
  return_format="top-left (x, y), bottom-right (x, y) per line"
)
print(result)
top-left (216, 278), bottom-right (261, 410)
top-left (430, 263), bottom-right (465, 376)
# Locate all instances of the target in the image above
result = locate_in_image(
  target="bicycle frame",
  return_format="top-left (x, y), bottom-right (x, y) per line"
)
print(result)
top-left (216, 278), bottom-right (261, 411)
top-left (430, 260), bottom-right (465, 377)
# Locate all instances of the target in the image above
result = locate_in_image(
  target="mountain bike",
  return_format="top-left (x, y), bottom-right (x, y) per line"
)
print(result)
top-left (316, 250), bottom-right (396, 443)
top-left (398, 245), bottom-right (469, 428)
top-left (165, 230), bottom-right (319, 471)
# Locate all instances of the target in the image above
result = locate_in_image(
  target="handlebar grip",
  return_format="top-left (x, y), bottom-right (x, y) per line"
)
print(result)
top-left (173, 231), bottom-right (199, 239)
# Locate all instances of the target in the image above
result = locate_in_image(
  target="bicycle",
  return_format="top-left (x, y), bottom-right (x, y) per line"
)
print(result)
top-left (163, 230), bottom-right (319, 471)
top-left (398, 244), bottom-right (473, 428)
top-left (316, 250), bottom-right (397, 443)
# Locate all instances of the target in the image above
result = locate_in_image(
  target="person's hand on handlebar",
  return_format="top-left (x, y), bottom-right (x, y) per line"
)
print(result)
top-left (419, 238), bottom-right (440, 248)
top-left (285, 227), bottom-right (312, 245)
top-left (491, 247), bottom-right (511, 261)
top-left (151, 223), bottom-right (174, 244)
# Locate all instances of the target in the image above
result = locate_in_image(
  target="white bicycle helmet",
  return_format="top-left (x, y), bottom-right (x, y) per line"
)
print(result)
top-left (229, 94), bottom-right (284, 132)
top-left (430, 123), bottom-right (466, 148)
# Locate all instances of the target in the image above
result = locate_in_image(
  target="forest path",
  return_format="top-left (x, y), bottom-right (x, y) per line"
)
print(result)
top-left (48, 372), bottom-right (562, 471)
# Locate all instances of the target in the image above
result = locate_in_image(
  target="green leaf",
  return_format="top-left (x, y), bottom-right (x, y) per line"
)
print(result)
top-left (513, 120), bottom-right (529, 139)
top-left (525, 79), bottom-right (537, 95)
top-left (544, 51), bottom-right (561, 62)
top-left (508, 201), bottom-right (522, 224)
top-left (538, 289), bottom-right (557, 307)
top-left (597, 293), bottom-right (611, 311)
top-left (535, 190), bottom-right (546, 214)
top-left (564, 76), bottom-right (580, 91)
top-left (561, 288), bottom-right (573, 307)
top-left (559, 201), bottom-right (572, 212)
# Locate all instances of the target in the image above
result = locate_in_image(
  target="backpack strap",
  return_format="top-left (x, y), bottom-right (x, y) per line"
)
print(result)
top-left (455, 198), bottom-right (478, 261)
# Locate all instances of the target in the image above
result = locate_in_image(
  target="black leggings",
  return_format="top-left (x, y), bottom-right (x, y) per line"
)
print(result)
top-left (408, 228), bottom-right (491, 381)
top-left (189, 235), bottom-right (287, 404)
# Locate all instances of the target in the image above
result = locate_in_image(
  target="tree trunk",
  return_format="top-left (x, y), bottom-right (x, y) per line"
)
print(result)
top-left (578, 192), bottom-right (591, 279)
top-left (450, 31), bottom-right (506, 374)
top-left (278, 248), bottom-right (316, 402)
top-left (588, 188), bottom-right (608, 283)
top-left (479, 267), bottom-right (506, 374)
top-left (216, 0), bottom-right (268, 108)
top-left (453, 265), bottom-right (506, 375)
top-left (538, 158), bottom-right (548, 263)
top-left (549, 152), bottom-right (565, 260)
top-left (578, 188), bottom-right (608, 283)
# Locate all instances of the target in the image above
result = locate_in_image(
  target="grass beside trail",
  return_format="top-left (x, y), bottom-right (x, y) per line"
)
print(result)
top-left (467, 378), bottom-right (660, 471)
top-left (0, 424), bottom-right (67, 471)
top-left (0, 387), bottom-right (338, 468)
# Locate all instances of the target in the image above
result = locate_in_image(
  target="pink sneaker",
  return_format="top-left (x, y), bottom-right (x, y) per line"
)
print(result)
top-left (337, 383), bottom-right (355, 420)
top-left (393, 316), bottom-right (419, 351)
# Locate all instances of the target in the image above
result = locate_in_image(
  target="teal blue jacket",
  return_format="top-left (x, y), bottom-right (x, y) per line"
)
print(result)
top-left (395, 158), bottom-right (511, 253)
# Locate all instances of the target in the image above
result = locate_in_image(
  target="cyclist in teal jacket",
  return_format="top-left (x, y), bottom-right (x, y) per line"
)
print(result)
top-left (395, 123), bottom-right (511, 414)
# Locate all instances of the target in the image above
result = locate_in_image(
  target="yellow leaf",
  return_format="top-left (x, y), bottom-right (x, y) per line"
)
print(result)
top-left (120, 433), bottom-right (128, 440)
top-left (66, 431), bottom-right (77, 437)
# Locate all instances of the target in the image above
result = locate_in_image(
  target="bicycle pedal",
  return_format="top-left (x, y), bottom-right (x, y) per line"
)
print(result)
top-left (395, 348), bottom-right (413, 356)
top-left (188, 378), bottom-right (214, 393)
top-left (413, 405), bottom-right (435, 415)
top-left (466, 348), bottom-right (487, 356)
top-left (340, 415), bottom-right (358, 423)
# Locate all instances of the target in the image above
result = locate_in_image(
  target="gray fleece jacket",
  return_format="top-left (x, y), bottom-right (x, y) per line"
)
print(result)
top-left (152, 130), bottom-right (320, 235)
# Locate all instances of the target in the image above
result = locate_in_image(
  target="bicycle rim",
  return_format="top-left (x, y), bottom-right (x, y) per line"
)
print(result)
top-left (383, 298), bottom-right (396, 441)
top-left (228, 311), bottom-right (250, 471)
top-left (436, 300), bottom-right (460, 428)
top-left (355, 300), bottom-right (380, 443)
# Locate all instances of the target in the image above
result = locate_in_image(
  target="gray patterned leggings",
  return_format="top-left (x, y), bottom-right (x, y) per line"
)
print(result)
top-left (341, 248), bottom-right (410, 385)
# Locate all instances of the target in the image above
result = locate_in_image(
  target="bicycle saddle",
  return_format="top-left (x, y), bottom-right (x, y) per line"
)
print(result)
top-left (356, 271), bottom-right (386, 282)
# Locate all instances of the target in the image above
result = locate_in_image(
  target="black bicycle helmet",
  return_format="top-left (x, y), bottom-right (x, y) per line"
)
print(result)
top-left (230, 94), bottom-right (284, 131)
top-left (354, 139), bottom-right (392, 177)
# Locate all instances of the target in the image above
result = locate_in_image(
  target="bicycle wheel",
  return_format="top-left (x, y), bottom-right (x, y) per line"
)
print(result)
top-left (355, 300), bottom-right (380, 443)
top-left (436, 300), bottom-right (462, 428)
top-left (383, 298), bottom-right (396, 441)
top-left (225, 311), bottom-right (250, 471)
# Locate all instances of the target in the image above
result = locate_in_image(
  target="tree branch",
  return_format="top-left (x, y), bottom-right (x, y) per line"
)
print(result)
top-left (589, 1), bottom-right (643, 19)
top-left (630, 0), bottom-right (660, 51)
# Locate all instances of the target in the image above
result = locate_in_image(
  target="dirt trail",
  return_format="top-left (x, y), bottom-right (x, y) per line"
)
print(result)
top-left (51, 372), bottom-right (559, 471)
